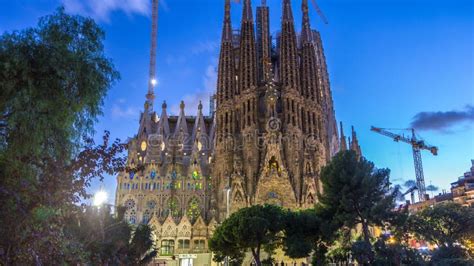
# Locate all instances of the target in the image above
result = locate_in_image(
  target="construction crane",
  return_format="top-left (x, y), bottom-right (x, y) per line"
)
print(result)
top-left (146, 0), bottom-right (159, 111)
top-left (310, 0), bottom-right (329, 24)
top-left (371, 127), bottom-right (438, 202)
top-left (401, 186), bottom-right (418, 205)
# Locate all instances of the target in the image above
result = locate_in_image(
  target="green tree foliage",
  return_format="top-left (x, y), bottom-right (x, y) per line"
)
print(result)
top-left (408, 202), bottom-right (474, 254)
top-left (407, 202), bottom-right (474, 260)
top-left (209, 205), bottom-right (287, 266)
top-left (65, 206), bottom-right (157, 265)
top-left (316, 151), bottom-right (397, 264)
top-left (283, 208), bottom-right (321, 259)
top-left (431, 246), bottom-right (473, 265)
top-left (0, 7), bottom-right (122, 264)
top-left (371, 236), bottom-right (425, 266)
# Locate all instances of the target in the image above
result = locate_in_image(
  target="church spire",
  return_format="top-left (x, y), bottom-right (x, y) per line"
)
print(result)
top-left (301, 0), bottom-right (313, 44)
top-left (351, 126), bottom-right (362, 158)
top-left (146, 0), bottom-right (159, 112)
top-left (300, 0), bottom-right (322, 103)
top-left (216, 0), bottom-right (236, 105)
top-left (279, 0), bottom-right (299, 92)
top-left (222, 0), bottom-right (232, 42)
top-left (243, 0), bottom-right (253, 21)
top-left (282, 0), bottom-right (294, 21)
top-left (256, 0), bottom-right (271, 83)
top-left (238, 0), bottom-right (258, 93)
top-left (340, 122), bottom-right (347, 151)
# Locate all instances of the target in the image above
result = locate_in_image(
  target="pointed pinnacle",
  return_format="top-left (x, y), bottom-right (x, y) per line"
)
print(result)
top-left (243, 0), bottom-right (253, 21)
top-left (222, 0), bottom-right (233, 42)
top-left (301, 0), bottom-right (313, 43)
top-left (282, 0), bottom-right (294, 21)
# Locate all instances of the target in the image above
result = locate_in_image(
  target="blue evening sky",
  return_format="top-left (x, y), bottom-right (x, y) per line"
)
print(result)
top-left (1, 0), bottom-right (473, 203)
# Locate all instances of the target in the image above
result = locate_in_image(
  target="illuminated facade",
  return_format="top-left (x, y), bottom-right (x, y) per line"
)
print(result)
top-left (115, 0), bottom-right (361, 264)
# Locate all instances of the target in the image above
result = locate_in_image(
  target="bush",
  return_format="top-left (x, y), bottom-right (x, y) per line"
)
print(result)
top-left (431, 246), bottom-right (473, 266)
top-left (351, 240), bottom-right (373, 265)
top-left (372, 238), bottom-right (425, 266)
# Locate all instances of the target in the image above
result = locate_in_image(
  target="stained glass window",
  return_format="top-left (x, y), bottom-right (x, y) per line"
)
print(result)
top-left (150, 169), bottom-right (156, 179)
top-left (186, 198), bottom-right (201, 221)
top-left (125, 199), bottom-right (135, 210)
top-left (171, 170), bottom-right (177, 179)
top-left (147, 200), bottom-right (157, 209)
top-left (192, 170), bottom-right (200, 180)
top-left (268, 192), bottom-right (278, 199)
top-left (129, 210), bottom-right (137, 224)
top-left (143, 209), bottom-right (151, 224)
top-left (167, 197), bottom-right (179, 217)
top-left (130, 171), bottom-right (135, 180)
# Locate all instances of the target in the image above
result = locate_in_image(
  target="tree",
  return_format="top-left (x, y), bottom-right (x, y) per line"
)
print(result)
top-left (408, 202), bottom-right (474, 249)
top-left (316, 151), bottom-right (397, 264)
top-left (283, 208), bottom-right (321, 259)
top-left (0, 7), bottom-right (121, 264)
top-left (208, 205), bottom-right (286, 265)
top-left (65, 206), bottom-right (157, 265)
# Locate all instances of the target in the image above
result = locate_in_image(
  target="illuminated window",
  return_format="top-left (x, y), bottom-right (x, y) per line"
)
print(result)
top-left (187, 198), bottom-right (201, 222)
top-left (167, 197), bottom-right (179, 217)
top-left (150, 169), bottom-right (156, 179)
top-left (141, 140), bottom-right (147, 151)
top-left (192, 171), bottom-right (200, 180)
top-left (160, 240), bottom-right (174, 255)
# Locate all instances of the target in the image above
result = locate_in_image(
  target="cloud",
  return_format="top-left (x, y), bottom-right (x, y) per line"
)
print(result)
top-left (62, 0), bottom-right (169, 22)
top-left (170, 64), bottom-right (217, 116)
top-left (191, 40), bottom-right (219, 55)
top-left (165, 55), bottom-right (186, 65)
top-left (426, 185), bottom-right (439, 192)
top-left (410, 105), bottom-right (474, 132)
top-left (111, 101), bottom-right (140, 119)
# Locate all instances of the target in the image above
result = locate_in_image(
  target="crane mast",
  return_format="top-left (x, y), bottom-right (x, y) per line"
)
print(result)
top-left (146, 0), bottom-right (159, 111)
top-left (371, 126), bottom-right (438, 202)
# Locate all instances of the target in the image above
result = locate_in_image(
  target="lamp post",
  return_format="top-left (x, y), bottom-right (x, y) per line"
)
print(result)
top-left (223, 183), bottom-right (231, 266)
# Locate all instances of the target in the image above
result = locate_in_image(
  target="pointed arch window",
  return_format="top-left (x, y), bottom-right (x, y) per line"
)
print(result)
top-left (142, 209), bottom-right (151, 224)
top-left (186, 197), bottom-right (201, 222)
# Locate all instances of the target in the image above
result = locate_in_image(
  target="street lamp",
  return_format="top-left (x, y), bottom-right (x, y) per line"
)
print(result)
top-left (223, 183), bottom-right (231, 266)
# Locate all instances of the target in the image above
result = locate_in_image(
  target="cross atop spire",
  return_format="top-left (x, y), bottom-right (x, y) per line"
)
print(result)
top-left (243, 0), bottom-right (253, 21)
top-left (282, 0), bottom-right (294, 21)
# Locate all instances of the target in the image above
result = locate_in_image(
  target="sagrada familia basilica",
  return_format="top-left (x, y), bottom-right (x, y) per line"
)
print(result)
top-left (115, 0), bottom-right (361, 263)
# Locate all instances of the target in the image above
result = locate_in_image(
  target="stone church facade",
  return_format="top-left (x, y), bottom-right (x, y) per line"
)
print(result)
top-left (115, 0), bottom-right (360, 264)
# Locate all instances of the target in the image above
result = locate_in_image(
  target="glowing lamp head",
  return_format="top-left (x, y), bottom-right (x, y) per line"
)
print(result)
top-left (93, 190), bottom-right (108, 206)
top-left (151, 78), bottom-right (157, 86)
